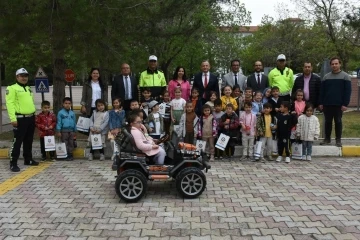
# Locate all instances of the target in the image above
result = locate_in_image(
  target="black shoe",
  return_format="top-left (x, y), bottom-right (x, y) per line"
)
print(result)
top-left (24, 160), bottom-right (39, 166)
top-left (10, 165), bottom-right (20, 172)
top-left (41, 155), bottom-right (47, 161)
top-left (320, 139), bottom-right (331, 145)
top-left (335, 140), bottom-right (342, 147)
top-left (66, 155), bottom-right (74, 161)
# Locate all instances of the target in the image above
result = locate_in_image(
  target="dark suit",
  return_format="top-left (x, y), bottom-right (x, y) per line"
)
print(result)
top-left (111, 75), bottom-right (138, 111)
top-left (246, 73), bottom-right (269, 93)
top-left (192, 72), bottom-right (219, 104)
top-left (292, 73), bottom-right (320, 107)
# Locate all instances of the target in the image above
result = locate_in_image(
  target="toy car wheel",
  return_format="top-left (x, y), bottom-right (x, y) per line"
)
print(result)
top-left (115, 170), bottom-right (147, 203)
top-left (176, 167), bottom-right (206, 198)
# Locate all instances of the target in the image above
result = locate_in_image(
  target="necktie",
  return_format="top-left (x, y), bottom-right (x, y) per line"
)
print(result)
top-left (125, 76), bottom-right (130, 100)
top-left (257, 74), bottom-right (260, 87)
top-left (203, 73), bottom-right (208, 98)
top-left (234, 73), bottom-right (238, 86)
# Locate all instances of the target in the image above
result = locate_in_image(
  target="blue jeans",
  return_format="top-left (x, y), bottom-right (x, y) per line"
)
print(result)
top-left (302, 141), bottom-right (313, 156)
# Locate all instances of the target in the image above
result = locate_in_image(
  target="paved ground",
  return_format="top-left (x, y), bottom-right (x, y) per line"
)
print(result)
top-left (0, 157), bottom-right (360, 240)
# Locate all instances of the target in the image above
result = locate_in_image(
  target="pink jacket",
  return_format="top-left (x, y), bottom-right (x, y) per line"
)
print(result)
top-left (168, 79), bottom-right (191, 100)
top-left (131, 127), bottom-right (159, 156)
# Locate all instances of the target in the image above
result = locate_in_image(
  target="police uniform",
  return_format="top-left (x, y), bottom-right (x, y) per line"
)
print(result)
top-left (139, 68), bottom-right (167, 100)
top-left (6, 68), bottom-right (38, 171)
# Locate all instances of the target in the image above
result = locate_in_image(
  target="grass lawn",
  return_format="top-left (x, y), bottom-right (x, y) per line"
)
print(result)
top-left (316, 111), bottom-right (360, 138)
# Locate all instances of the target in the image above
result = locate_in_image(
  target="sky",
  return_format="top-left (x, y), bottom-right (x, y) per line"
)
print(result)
top-left (241, 0), bottom-right (297, 25)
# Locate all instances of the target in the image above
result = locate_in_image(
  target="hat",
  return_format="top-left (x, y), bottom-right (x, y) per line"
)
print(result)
top-left (276, 54), bottom-right (286, 61)
top-left (148, 100), bottom-right (159, 109)
top-left (15, 68), bottom-right (29, 76)
top-left (149, 55), bottom-right (158, 61)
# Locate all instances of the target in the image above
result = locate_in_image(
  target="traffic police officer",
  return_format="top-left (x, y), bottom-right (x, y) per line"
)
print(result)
top-left (139, 55), bottom-right (167, 101)
top-left (6, 68), bottom-right (39, 172)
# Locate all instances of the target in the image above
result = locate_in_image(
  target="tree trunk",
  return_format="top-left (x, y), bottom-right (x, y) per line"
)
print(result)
top-left (53, 54), bottom-right (66, 114)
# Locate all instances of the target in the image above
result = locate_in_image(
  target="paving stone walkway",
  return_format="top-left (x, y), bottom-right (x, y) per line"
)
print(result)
top-left (0, 157), bottom-right (360, 240)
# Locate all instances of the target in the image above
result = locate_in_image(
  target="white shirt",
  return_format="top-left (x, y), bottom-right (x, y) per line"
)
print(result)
top-left (153, 113), bottom-right (161, 135)
top-left (123, 75), bottom-right (132, 100)
top-left (255, 72), bottom-right (262, 84)
top-left (91, 81), bottom-right (102, 107)
top-left (170, 98), bottom-right (186, 111)
top-left (202, 72), bottom-right (209, 87)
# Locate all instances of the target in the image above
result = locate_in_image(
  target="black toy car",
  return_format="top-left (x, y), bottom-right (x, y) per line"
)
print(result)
top-left (112, 129), bottom-right (211, 203)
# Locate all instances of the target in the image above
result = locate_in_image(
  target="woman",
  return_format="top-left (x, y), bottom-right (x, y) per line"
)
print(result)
top-left (129, 114), bottom-right (165, 165)
top-left (80, 68), bottom-right (108, 117)
top-left (168, 66), bottom-right (191, 100)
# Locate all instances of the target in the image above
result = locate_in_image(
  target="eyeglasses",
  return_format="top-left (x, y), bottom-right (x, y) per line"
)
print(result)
top-left (134, 121), bottom-right (142, 124)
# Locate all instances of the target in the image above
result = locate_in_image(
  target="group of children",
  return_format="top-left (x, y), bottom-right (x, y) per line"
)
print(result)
top-left (35, 84), bottom-right (320, 163)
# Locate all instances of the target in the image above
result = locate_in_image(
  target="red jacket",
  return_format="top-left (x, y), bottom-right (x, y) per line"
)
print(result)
top-left (36, 112), bottom-right (57, 137)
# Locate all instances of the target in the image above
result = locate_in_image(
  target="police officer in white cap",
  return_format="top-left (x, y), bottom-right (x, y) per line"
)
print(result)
top-left (6, 68), bottom-right (39, 172)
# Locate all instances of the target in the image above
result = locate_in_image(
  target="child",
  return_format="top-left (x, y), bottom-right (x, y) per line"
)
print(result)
top-left (262, 88), bottom-right (271, 104)
top-left (141, 88), bottom-right (153, 115)
top-left (291, 89), bottom-right (306, 117)
top-left (108, 98), bottom-right (125, 159)
top-left (252, 91), bottom-right (263, 116)
top-left (36, 100), bottom-right (56, 161)
top-left (244, 87), bottom-right (253, 107)
top-left (212, 99), bottom-right (225, 159)
top-left (191, 87), bottom-right (202, 116)
top-left (220, 85), bottom-right (238, 111)
top-left (276, 101), bottom-right (298, 163)
top-left (268, 86), bottom-right (282, 117)
top-left (296, 104), bottom-right (320, 161)
top-left (256, 102), bottom-right (277, 161)
top-left (130, 109), bottom-right (148, 134)
top-left (145, 100), bottom-right (164, 139)
top-left (205, 91), bottom-right (218, 111)
top-left (88, 99), bottom-right (109, 161)
top-left (127, 99), bottom-right (147, 121)
top-left (178, 101), bottom-right (199, 144)
top-left (170, 88), bottom-right (186, 134)
top-left (161, 90), bottom-right (171, 135)
top-left (197, 104), bottom-right (217, 161)
top-left (239, 102), bottom-right (257, 161)
top-left (56, 97), bottom-right (76, 161)
top-left (219, 103), bottom-right (239, 159)
top-left (232, 85), bottom-right (244, 114)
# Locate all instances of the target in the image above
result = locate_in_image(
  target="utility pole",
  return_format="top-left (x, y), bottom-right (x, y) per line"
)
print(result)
top-left (0, 63), bottom-right (4, 133)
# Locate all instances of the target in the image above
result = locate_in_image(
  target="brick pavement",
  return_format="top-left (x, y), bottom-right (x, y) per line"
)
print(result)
top-left (0, 157), bottom-right (360, 240)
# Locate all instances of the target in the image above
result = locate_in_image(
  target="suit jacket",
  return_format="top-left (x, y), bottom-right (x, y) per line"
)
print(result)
top-left (111, 75), bottom-right (138, 102)
top-left (222, 72), bottom-right (247, 91)
top-left (292, 73), bottom-right (320, 107)
top-left (192, 72), bottom-right (219, 102)
top-left (246, 73), bottom-right (269, 93)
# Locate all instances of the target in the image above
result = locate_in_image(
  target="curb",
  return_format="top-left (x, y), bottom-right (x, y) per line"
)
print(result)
top-left (0, 145), bottom-right (358, 159)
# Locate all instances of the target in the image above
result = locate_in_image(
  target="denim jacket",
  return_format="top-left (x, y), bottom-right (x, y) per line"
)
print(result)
top-left (109, 109), bottom-right (125, 130)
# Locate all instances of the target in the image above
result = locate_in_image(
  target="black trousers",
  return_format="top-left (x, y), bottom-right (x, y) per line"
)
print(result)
top-left (40, 137), bottom-right (55, 158)
top-left (277, 137), bottom-right (290, 157)
top-left (10, 116), bottom-right (35, 165)
top-left (184, 132), bottom-right (195, 144)
top-left (224, 138), bottom-right (235, 157)
top-left (323, 106), bottom-right (342, 141)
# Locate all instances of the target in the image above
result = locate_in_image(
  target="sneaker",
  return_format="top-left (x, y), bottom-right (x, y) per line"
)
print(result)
top-left (239, 156), bottom-right (248, 161)
top-left (276, 156), bottom-right (282, 162)
top-left (41, 155), bottom-right (47, 161)
top-left (302, 155), bottom-right (306, 161)
top-left (209, 155), bottom-right (215, 161)
top-left (66, 155), bottom-right (74, 161)
top-left (10, 165), bottom-right (20, 172)
top-left (251, 157), bottom-right (259, 162)
top-left (285, 157), bottom-right (291, 163)
top-left (24, 160), bottom-right (39, 166)
top-left (335, 140), bottom-right (342, 147)
top-left (320, 139), bottom-right (331, 145)
top-left (266, 156), bottom-right (274, 161)
top-left (100, 154), bottom-right (105, 161)
top-left (219, 156), bottom-right (223, 159)
top-left (260, 157), bottom-right (266, 163)
top-left (306, 155), bottom-right (312, 161)
top-left (88, 153), bottom-right (93, 161)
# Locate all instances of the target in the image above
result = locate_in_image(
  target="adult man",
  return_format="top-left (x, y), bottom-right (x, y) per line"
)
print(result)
top-left (192, 60), bottom-right (220, 104)
top-left (139, 55), bottom-right (167, 101)
top-left (319, 57), bottom-right (351, 147)
top-left (247, 60), bottom-right (269, 93)
top-left (292, 62), bottom-right (321, 107)
top-left (111, 63), bottom-right (138, 111)
top-left (222, 59), bottom-right (247, 91)
top-left (268, 54), bottom-right (294, 102)
top-left (6, 68), bottom-right (39, 172)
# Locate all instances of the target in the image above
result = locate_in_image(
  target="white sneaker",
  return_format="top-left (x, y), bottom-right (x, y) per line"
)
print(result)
top-left (88, 153), bottom-right (93, 161)
top-left (285, 157), bottom-right (291, 163)
top-left (276, 156), bottom-right (282, 162)
top-left (209, 155), bottom-right (215, 161)
top-left (240, 156), bottom-right (248, 161)
top-left (306, 155), bottom-right (311, 161)
top-left (302, 155), bottom-right (306, 161)
top-left (100, 154), bottom-right (105, 161)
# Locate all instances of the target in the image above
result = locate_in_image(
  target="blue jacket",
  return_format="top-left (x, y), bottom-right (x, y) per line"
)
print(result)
top-left (109, 109), bottom-right (125, 130)
top-left (319, 71), bottom-right (352, 106)
top-left (56, 108), bottom-right (76, 132)
top-left (252, 101), bottom-right (263, 116)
